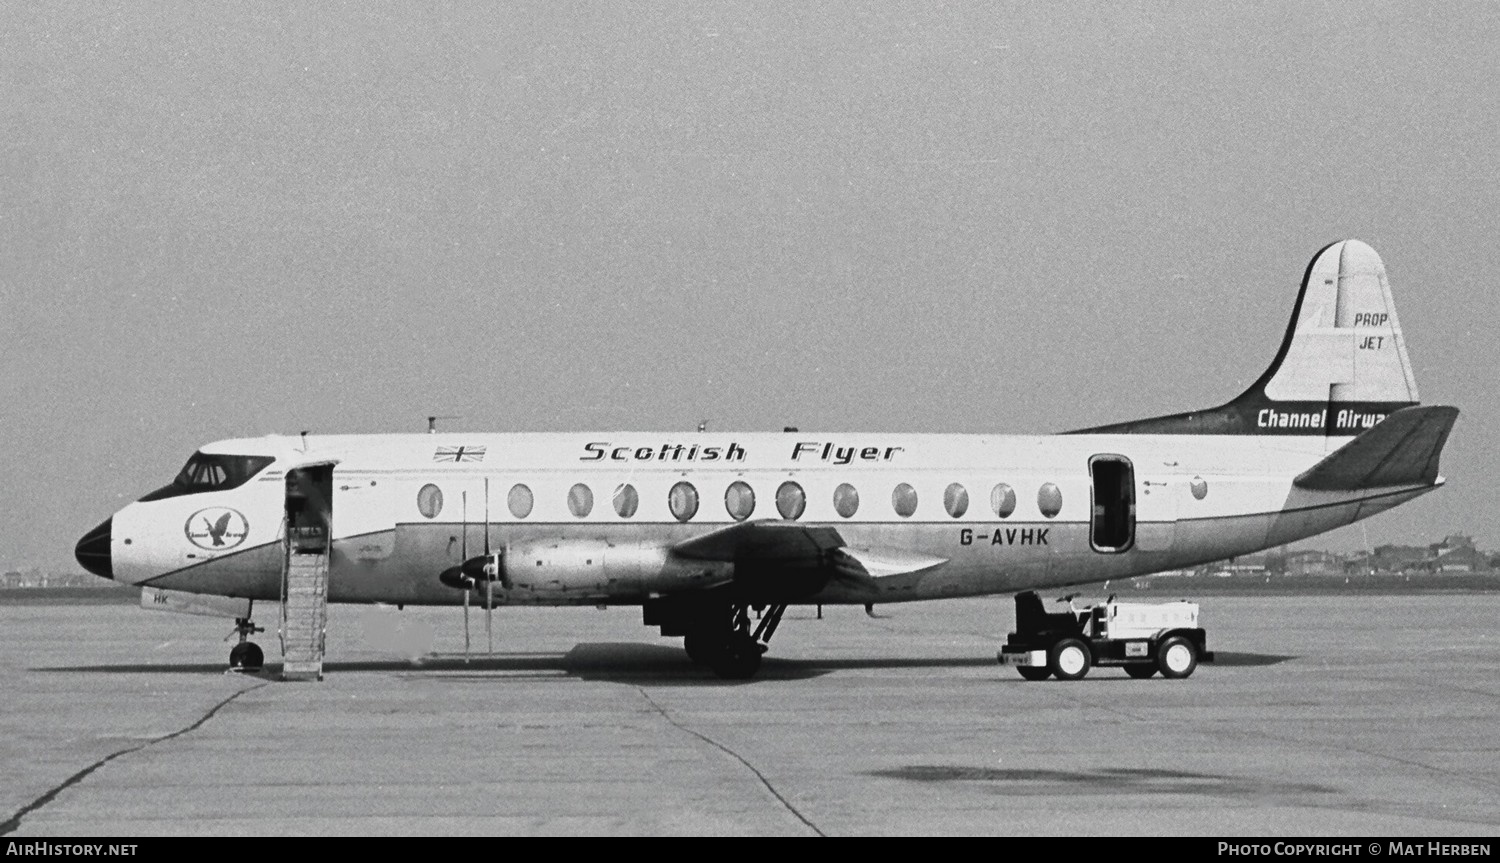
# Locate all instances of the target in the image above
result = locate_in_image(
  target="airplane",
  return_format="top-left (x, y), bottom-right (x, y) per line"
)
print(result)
top-left (73, 239), bottom-right (1458, 679)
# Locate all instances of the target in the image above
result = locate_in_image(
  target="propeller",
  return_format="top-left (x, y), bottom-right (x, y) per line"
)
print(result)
top-left (483, 479), bottom-right (493, 654)
top-left (436, 483), bottom-right (505, 660)
top-left (461, 491), bottom-right (471, 661)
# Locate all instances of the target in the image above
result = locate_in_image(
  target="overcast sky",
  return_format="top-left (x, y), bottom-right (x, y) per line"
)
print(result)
top-left (3, 2), bottom-right (1497, 571)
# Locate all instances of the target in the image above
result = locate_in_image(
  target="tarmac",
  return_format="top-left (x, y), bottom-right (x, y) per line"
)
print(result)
top-left (2, 592), bottom-right (1497, 836)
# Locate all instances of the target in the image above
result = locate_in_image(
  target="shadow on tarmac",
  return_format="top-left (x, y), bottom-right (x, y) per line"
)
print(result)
top-left (1210, 651), bottom-right (1298, 666)
top-left (35, 641), bottom-right (1008, 685)
top-left (869, 765), bottom-right (1338, 797)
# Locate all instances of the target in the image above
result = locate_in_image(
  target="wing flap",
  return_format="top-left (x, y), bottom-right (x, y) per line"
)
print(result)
top-left (671, 520), bottom-right (844, 563)
top-left (669, 521), bottom-right (948, 598)
top-left (1294, 405), bottom-right (1459, 491)
top-left (832, 546), bottom-right (950, 579)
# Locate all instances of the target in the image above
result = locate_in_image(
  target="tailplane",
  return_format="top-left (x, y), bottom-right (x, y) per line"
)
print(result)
top-left (1294, 405), bottom-right (1458, 490)
top-left (1074, 240), bottom-right (1422, 436)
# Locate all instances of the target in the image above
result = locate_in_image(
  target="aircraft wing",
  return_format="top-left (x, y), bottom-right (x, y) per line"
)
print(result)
top-left (672, 519), bottom-right (845, 564)
top-left (670, 521), bottom-right (948, 598)
top-left (1294, 405), bottom-right (1460, 491)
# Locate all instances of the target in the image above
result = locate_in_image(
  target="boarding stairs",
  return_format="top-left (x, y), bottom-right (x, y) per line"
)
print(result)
top-left (280, 522), bottom-right (330, 681)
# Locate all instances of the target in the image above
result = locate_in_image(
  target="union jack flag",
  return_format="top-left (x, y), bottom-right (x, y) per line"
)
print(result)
top-left (433, 445), bottom-right (486, 463)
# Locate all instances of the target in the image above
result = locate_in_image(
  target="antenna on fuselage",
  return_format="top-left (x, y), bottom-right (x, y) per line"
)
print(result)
top-left (299, 431), bottom-right (309, 452)
top-left (428, 415), bottom-right (460, 434)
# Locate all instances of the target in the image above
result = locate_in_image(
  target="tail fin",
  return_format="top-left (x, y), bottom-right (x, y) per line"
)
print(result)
top-left (1073, 240), bottom-right (1421, 436)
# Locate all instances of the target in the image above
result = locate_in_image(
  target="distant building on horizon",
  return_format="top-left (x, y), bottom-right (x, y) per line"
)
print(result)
top-left (1, 569), bottom-right (113, 588)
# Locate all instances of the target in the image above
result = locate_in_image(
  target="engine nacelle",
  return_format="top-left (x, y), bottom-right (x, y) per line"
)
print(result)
top-left (502, 539), bottom-right (662, 597)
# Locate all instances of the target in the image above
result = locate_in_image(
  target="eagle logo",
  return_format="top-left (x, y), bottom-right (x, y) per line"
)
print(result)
top-left (185, 508), bottom-right (250, 550)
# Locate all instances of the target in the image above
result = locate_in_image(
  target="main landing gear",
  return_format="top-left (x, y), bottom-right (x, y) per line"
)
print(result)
top-left (227, 609), bottom-right (265, 673)
top-left (681, 602), bottom-right (787, 680)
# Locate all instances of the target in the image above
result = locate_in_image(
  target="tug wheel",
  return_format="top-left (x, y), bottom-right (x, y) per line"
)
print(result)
top-left (1157, 635), bottom-right (1199, 679)
top-left (1048, 638), bottom-right (1091, 681)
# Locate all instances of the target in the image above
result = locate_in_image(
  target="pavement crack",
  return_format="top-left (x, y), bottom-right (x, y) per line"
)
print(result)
top-left (635, 687), bottom-right (825, 837)
top-left (0, 683), bottom-right (266, 836)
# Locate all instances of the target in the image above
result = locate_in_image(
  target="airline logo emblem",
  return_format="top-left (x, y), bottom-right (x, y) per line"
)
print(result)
top-left (185, 508), bottom-right (249, 550)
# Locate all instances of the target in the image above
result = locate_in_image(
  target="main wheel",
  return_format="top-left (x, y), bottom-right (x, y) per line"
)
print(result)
top-left (1047, 638), bottom-right (1091, 681)
top-left (683, 631), bottom-right (720, 665)
top-left (710, 639), bottom-right (763, 680)
top-left (229, 641), bottom-right (264, 672)
top-left (1157, 635), bottom-right (1199, 679)
top-left (1017, 666), bottom-right (1051, 681)
top-left (1124, 664), bottom-right (1157, 679)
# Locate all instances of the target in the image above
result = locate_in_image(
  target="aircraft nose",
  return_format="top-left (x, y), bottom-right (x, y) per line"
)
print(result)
top-left (75, 518), bottom-right (113, 579)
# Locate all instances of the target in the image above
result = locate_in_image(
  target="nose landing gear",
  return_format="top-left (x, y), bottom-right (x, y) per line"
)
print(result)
top-left (227, 609), bottom-right (265, 673)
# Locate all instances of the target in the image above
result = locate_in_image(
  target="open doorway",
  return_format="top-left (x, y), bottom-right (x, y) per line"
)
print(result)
top-left (1089, 455), bottom-right (1135, 553)
top-left (285, 464), bottom-right (333, 555)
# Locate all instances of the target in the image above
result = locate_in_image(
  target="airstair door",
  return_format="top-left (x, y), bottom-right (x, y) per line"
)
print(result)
top-left (281, 463), bottom-right (333, 681)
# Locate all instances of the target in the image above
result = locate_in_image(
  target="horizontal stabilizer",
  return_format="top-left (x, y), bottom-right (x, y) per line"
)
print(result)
top-left (1294, 405), bottom-right (1459, 491)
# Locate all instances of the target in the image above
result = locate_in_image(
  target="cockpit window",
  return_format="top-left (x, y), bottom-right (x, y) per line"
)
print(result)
top-left (138, 452), bottom-right (275, 502)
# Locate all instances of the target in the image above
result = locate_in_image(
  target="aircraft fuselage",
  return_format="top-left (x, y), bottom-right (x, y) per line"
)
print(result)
top-left (99, 430), bottom-right (1436, 606)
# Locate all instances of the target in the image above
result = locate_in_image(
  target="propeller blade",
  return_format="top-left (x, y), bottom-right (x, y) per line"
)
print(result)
top-left (485, 579), bottom-right (494, 655)
top-left (462, 581), bottom-right (471, 663)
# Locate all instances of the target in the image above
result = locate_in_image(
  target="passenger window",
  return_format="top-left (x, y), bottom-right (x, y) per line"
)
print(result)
top-left (613, 483), bottom-right (639, 518)
top-left (833, 483), bottom-right (860, 518)
top-left (1038, 482), bottom-right (1062, 519)
top-left (943, 483), bottom-right (968, 518)
top-left (776, 481), bottom-right (806, 520)
top-left (567, 483), bottom-right (594, 518)
top-left (508, 484), bottom-right (533, 519)
top-left (725, 481), bottom-right (755, 521)
top-left (669, 481), bottom-right (699, 522)
top-left (991, 483), bottom-right (1016, 518)
top-left (417, 484), bottom-right (443, 519)
top-left (892, 483), bottom-right (918, 518)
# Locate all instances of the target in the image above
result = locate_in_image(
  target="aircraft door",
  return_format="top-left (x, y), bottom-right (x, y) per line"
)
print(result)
top-left (332, 465), bottom-right (395, 561)
top-left (286, 464), bottom-right (334, 555)
top-left (1088, 455), bottom-right (1136, 553)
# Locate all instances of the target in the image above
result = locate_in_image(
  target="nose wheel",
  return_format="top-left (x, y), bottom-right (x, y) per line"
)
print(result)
top-left (227, 612), bottom-right (265, 673)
